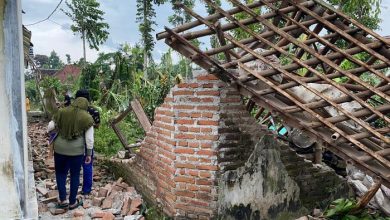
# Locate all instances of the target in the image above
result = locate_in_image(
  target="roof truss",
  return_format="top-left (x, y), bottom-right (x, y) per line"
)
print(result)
top-left (157, 0), bottom-right (390, 186)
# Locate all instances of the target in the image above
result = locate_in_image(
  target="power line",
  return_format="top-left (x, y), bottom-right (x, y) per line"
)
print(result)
top-left (48, 18), bottom-right (70, 30)
top-left (25, 0), bottom-right (64, 26)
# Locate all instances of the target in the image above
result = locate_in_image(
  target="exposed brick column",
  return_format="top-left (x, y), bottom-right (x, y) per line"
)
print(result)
top-left (132, 72), bottom-right (243, 219)
top-left (112, 71), bottom-right (265, 219)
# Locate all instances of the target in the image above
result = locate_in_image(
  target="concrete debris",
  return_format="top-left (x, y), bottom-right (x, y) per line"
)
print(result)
top-left (29, 121), bottom-right (145, 220)
top-left (347, 164), bottom-right (390, 216)
top-left (124, 215), bottom-right (143, 220)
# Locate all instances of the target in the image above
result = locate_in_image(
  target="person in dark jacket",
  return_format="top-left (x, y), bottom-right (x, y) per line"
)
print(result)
top-left (75, 89), bottom-right (100, 195)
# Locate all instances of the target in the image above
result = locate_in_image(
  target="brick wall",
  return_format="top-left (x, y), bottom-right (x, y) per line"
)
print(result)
top-left (107, 72), bottom-right (349, 219)
top-left (126, 72), bottom-right (237, 218)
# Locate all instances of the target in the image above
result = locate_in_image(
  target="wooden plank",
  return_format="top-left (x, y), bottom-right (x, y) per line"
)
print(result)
top-left (130, 99), bottom-right (151, 132)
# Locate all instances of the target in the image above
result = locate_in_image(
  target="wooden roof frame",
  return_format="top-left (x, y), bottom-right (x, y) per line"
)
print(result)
top-left (157, 0), bottom-right (390, 186)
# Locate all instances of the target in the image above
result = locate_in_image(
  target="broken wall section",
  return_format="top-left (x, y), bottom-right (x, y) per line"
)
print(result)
top-left (108, 72), bottom-right (350, 219)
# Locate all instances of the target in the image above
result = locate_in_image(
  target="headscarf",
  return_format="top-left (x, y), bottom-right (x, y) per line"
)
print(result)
top-left (53, 97), bottom-right (93, 140)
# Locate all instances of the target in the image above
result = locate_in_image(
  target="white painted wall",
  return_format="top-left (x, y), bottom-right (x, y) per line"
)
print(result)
top-left (0, 0), bottom-right (30, 218)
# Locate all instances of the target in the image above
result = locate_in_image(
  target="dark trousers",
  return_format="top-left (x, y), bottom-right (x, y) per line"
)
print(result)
top-left (82, 150), bottom-right (94, 193)
top-left (54, 153), bottom-right (84, 205)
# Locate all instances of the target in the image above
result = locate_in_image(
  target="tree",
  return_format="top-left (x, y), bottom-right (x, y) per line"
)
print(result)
top-left (136, 0), bottom-right (158, 79)
top-left (34, 54), bottom-right (49, 68)
top-left (327, 0), bottom-right (382, 30)
top-left (66, 54), bottom-right (72, 64)
top-left (48, 50), bottom-right (64, 69)
top-left (62, 0), bottom-right (109, 64)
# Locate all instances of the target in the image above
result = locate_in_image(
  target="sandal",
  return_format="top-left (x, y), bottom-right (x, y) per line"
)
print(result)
top-left (55, 201), bottom-right (69, 209)
top-left (69, 198), bottom-right (83, 210)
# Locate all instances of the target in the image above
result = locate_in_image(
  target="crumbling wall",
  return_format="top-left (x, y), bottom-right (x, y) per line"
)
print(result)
top-left (218, 134), bottom-right (350, 220)
top-left (108, 72), bottom-right (349, 219)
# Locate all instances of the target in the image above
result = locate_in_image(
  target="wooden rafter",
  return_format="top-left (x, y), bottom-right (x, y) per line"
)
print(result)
top-left (157, 0), bottom-right (390, 187)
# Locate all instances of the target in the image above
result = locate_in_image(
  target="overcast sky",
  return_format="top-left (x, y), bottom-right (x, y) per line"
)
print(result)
top-left (21, 0), bottom-right (390, 63)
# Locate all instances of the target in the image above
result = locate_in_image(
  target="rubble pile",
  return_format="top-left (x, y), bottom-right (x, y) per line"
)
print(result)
top-left (29, 121), bottom-right (146, 220)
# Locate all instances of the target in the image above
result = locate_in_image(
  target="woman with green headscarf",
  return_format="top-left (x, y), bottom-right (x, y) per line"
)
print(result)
top-left (47, 97), bottom-right (94, 210)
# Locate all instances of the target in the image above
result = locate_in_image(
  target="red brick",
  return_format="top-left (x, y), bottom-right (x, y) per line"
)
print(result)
top-left (202, 112), bottom-right (214, 118)
top-left (197, 74), bottom-right (219, 81)
top-left (188, 170), bottom-right (199, 177)
top-left (199, 171), bottom-right (212, 178)
top-left (187, 184), bottom-right (199, 191)
top-left (188, 199), bottom-right (209, 207)
top-left (202, 83), bottom-right (214, 88)
top-left (199, 186), bottom-right (212, 193)
top-left (176, 190), bottom-right (195, 198)
top-left (178, 183), bottom-right (186, 190)
top-left (173, 90), bottom-right (194, 96)
top-left (189, 127), bottom-right (200, 133)
top-left (191, 112), bottom-right (202, 118)
top-left (188, 142), bottom-right (199, 148)
top-left (155, 122), bottom-right (175, 131)
top-left (187, 156), bottom-right (199, 162)
top-left (197, 105), bottom-right (219, 111)
top-left (197, 192), bottom-right (212, 201)
top-left (196, 179), bottom-right (214, 186)
top-left (197, 90), bottom-right (220, 96)
top-left (197, 120), bottom-right (218, 126)
top-left (174, 148), bottom-right (194, 154)
top-left (175, 105), bottom-right (195, 110)
top-left (160, 156), bottom-right (172, 165)
top-left (175, 133), bottom-right (195, 139)
top-left (179, 169), bottom-right (185, 175)
top-left (159, 116), bottom-right (173, 124)
top-left (157, 128), bottom-right (171, 137)
top-left (178, 83), bottom-right (198, 88)
top-left (201, 127), bottom-right (212, 133)
top-left (200, 143), bottom-right (212, 148)
top-left (196, 134), bottom-right (218, 141)
top-left (178, 112), bottom-right (190, 117)
top-left (189, 97), bottom-right (201, 102)
top-left (199, 158), bottom-right (211, 163)
top-left (200, 97), bottom-right (215, 102)
top-left (198, 150), bottom-right (216, 156)
top-left (161, 150), bottom-right (176, 160)
top-left (178, 141), bottom-right (188, 147)
top-left (197, 165), bottom-right (218, 171)
top-left (176, 119), bottom-right (194, 125)
top-left (178, 126), bottom-right (188, 132)
top-left (174, 176), bottom-right (195, 184)
top-left (161, 103), bottom-right (172, 109)
top-left (156, 109), bottom-right (174, 116)
top-left (176, 163), bottom-right (196, 169)
top-left (164, 97), bottom-right (174, 102)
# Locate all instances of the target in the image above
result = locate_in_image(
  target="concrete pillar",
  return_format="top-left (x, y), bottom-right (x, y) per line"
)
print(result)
top-left (0, 0), bottom-right (29, 218)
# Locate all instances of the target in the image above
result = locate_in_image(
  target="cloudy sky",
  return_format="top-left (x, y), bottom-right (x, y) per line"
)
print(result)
top-left (21, 0), bottom-right (390, 63)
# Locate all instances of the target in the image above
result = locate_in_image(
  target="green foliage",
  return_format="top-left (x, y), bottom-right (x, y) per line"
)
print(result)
top-left (136, 0), bottom-right (157, 58)
top-left (62, 0), bottom-right (109, 61)
top-left (94, 108), bottom-right (144, 156)
top-left (48, 50), bottom-right (64, 69)
top-left (25, 80), bottom-right (39, 104)
top-left (66, 54), bottom-right (72, 64)
top-left (40, 76), bottom-right (64, 94)
top-left (326, 0), bottom-right (382, 30)
top-left (75, 44), bottom-right (191, 156)
top-left (324, 198), bottom-right (390, 220)
top-left (34, 54), bottom-right (49, 68)
top-left (167, 0), bottom-right (195, 26)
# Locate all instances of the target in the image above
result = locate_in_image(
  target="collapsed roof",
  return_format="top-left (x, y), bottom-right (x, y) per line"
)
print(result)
top-left (157, 0), bottom-right (390, 186)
